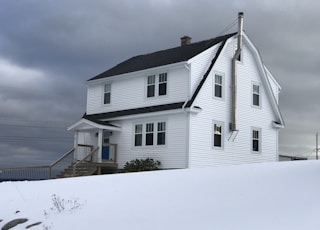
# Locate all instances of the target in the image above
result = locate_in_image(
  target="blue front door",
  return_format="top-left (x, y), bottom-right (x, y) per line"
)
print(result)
top-left (102, 145), bottom-right (110, 160)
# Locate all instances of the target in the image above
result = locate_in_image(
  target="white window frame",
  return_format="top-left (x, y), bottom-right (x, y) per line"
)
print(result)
top-left (252, 82), bottom-right (261, 108)
top-left (147, 75), bottom-right (156, 98)
top-left (134, 124), bottom-right (143, 147)
top-left (157, 122), bottom-right (166, 145)
top-left (133, 121), bottom-right (167, 147)
top-left (212, 121), bottom-right (224, 149)
top-left (103, 83), bottom-right (111, 105)
top-left (213, 73), bottom-right (225, 100)
top-left (145, 123), bottom-right (154, 146)
top-left (146, 73), bottom-right (168, 98)
top-left (251, 127), bottom-right (261, 153)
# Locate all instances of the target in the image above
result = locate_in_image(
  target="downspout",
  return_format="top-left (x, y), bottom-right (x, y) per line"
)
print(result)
top-left (183, 62), bottom-right (191, 168)
top-left (230, 12), bottom-right (244, 132)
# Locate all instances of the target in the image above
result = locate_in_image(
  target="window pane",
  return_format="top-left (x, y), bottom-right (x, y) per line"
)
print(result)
top-left (253, 85), bottom-right (259, 94)
top-left (135, 124), bottom-right (142, 133)
top-left (214, 134), bottom-right (222, 147)
top-left (215, 85), bottom-right (222, 98)
top-left (147, 85), bottom-right (155, 97)
top-left (159, 73), bottom-right (167, 82)
top-left (135, 134), bottom-right (142, 146)
top-left (158, 122), bottom-right (166, 131)
top-left (148, 75), bottom-right (155, 84)
top-left (214, 124), bottom-right (222, 147)
top-left (104, 92), bottom-right (110, 104)
top-left (146, 133), bottom-right (154, 145)
top-left (215, 75), bottom-right (222, 84)
top-left (253, 94), bottom-right (259, 106)
top-left (252, 140), bottom-right (259, 151)
top-left (104, 84), bottom-right (111, 92)
top-left (157, 132), bottom-right (165, 145)
top-left (146, 123), bottom-right (154, 132)
top-left (159, 82), bottom-right (167, 95)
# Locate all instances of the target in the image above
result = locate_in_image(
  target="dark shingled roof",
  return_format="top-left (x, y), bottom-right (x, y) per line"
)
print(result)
top-left (83, 102), bottom-right (185, 121)
top-left (88, 33), bottom-right (236, 81)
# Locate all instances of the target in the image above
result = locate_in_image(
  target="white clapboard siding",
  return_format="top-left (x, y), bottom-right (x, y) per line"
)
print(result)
top-left (188, 43), bottom-right (220, 96)
top-left (188, 37), bottom-right (279, 167)
top-left (110, 113), bottom-right (188, 169)
top-left (86, 64), bottom-right (189, 115)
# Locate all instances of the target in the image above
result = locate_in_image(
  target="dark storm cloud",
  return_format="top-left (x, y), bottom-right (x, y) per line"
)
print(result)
top-left (0, 0), bottom-right (319, 167)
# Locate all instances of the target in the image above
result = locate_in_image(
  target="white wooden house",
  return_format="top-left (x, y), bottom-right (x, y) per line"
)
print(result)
top-left (68, 13), bottom-right (284, 169)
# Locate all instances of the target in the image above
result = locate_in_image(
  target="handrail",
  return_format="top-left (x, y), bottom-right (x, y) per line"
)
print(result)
top-left (72, 147), bottom-right (99, 176)
top-left (48, 148), bottom-right (75, 178)
top-left (50, 148), bottom-right (75, 168)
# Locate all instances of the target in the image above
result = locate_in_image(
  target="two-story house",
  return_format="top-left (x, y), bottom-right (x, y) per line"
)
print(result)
top-left (68, 13), bottom-right (284, 169)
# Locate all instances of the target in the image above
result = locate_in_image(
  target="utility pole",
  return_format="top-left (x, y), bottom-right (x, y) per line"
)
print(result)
top-left (316, 133), bottom-right (319, 160)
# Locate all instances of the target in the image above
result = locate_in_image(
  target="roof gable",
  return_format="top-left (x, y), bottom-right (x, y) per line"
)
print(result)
top-left (88, 33), bottom-right (235, 81)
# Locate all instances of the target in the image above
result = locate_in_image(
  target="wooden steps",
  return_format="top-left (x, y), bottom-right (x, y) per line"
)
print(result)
top-left (57, 162), bottom-right (118, 178)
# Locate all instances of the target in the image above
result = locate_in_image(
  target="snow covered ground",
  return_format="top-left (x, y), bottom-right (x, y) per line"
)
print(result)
top-left (1, 160), bottom-right (320, 230)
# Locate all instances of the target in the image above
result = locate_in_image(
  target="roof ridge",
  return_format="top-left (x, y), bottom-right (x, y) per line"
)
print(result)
top-left (88, 32), bottom-right (236, 81)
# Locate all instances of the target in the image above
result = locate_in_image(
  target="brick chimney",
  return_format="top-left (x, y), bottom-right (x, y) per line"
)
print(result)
top-left (180, 36), bottom-right (192, 46)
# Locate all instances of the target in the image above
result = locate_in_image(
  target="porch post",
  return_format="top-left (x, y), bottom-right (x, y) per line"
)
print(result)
top-left (74, 130), bottom-right (79, 161)
top-left (97, 129), bottom-right (103, 163)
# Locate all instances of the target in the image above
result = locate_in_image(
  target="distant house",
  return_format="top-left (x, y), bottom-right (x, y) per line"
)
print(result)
top-left (68, 13), bottom-right (284, 170)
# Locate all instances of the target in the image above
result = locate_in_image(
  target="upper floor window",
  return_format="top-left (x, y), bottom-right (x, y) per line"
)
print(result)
top-left (147, 75), bottom-right (155, 98)
top-left (104, 83), bottom-right (111, 104)
top-left (213, 121), bottom-right (223, 148)
top-left (146, 73), bottom-right (167, 98)
top-left (252, 128), bottom-right (261, 153)
top-left (159, 73), bottom-right (167, 96)
top-left (252, 83), bottom-right (260, 107)
top-left (214, 74), bottom-right (223, 98)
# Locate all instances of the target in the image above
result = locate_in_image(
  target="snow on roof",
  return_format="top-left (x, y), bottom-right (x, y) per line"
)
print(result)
top-left (1, 161), bottom-right (320, 229)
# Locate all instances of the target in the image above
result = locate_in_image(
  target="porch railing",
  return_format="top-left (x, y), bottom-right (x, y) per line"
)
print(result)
top-left (0, 143), bottom-right (118, 181)
top-left (72, 147), bottom-right (99, 175)
top-left (0, 148), bottom-right (75, 181)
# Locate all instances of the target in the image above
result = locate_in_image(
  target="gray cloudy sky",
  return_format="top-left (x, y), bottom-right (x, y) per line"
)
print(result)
top-left (0, 0), bottom-right (319, 167)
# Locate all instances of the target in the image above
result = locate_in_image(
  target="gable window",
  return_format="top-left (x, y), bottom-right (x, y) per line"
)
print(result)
top-left (134, 124), bottom-right (143, 146)
top-left (157, 122), bottom-right (166, 145)
top-left (146, 123), bottom-right (154, 145)
top-left (252, 83), bottom-right (260, 107)
top-left (252, 128), bottom-right (261, 152)
top-left (104, 83), bottom-right (111, 104)
top-left (147, 75), bottom-right (155, 97)
top-left (213, 122), bottom-right (223, 148)
top-left (214, 74), bottom-right (223, 98)
top-left (159, 73), bottom-right (167, 96)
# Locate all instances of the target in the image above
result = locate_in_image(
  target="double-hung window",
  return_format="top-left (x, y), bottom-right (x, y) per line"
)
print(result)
top-left (252, 128), bottom-right (260, 152)
top-left (213, 122), bottom-right (223, 148)
top-left (214, 74), bottom-right (223, 98)
top-left (146, 123), bottom-right (154, 145)
top-left (134, 124), bottom-right (143, 146)
top-left (104, 83), bottom-right (111, 104)
top-left (157, 122), bottom-right (166, 145)
top-left (147, 75), bottom-right (156, 98)
top-left (252, 83), bottom-right (260, 107)
top-left (147, 73), bottom-right (167, 98)
top-left (159, 73), bottom-right (167, 96)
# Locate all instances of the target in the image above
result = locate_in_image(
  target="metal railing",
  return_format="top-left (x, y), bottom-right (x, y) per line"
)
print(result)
top-left (0, 143), bottom-right (118, 181)
top-left (0, 148), bottom-right (75, 181)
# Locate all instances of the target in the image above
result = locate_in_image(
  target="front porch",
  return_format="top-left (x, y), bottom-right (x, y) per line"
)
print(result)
top-left (68, 118), bottom-right (121, 167)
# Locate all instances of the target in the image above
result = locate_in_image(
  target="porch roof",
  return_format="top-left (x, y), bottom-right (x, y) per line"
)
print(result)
top-left (68, 118), bottom-right (121, 131)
